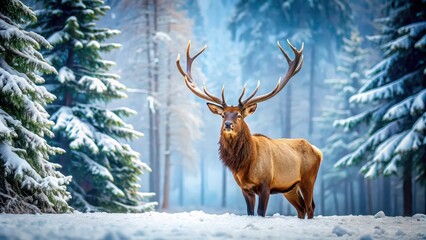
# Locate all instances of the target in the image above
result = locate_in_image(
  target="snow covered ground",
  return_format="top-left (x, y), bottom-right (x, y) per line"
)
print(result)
top-left (0, 211), bottom-right (425, 239)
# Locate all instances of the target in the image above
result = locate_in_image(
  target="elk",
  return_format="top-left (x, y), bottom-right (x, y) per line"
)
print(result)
top-left (176, 40), bottom-right (322, 219)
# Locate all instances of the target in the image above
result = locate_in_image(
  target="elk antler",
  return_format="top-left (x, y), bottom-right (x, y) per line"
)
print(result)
top-left (238, 40), bottom-right (304, 108)
top-left (177, 41), bottom-right (227, 106)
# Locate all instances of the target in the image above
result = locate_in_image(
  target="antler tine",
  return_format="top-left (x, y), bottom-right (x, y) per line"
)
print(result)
top-left (238, 84), bottom-right (247, 106)
top-left (243, 40), bottom-right (304, 107)
top-left (240, 80), bottom-right (260, 106)
top-left (184, 41), bottom-right (207, 81)
top-left (203, 84), bottom-right (224, 105)
top-left (221, 85), bottom-right (227, 106)
top-left (176, 54), bottom-right (186, 76)
top-left (278, 41), bottom-right (291, 64)
top-left (293, 54), bottom-right (304, 76)
top-left (177, 41), bottom-right (224, 106)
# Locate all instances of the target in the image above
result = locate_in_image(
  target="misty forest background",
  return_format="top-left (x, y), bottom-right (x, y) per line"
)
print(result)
top-left (1, 0), bottom-right (425, 216)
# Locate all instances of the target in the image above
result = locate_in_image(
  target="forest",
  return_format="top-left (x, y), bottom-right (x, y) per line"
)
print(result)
top-left (1, 0), bottom-right (425, 219)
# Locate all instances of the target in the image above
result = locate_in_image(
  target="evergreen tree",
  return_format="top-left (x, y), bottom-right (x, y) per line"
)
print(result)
top-left (335, 0), bottom-right (426, 216)
top-left (318, 30), bottom-right (368, 214)
top-left (0, 0), bottom-right (71, 213)
top-left (32, 0), bottom-right (156, 212)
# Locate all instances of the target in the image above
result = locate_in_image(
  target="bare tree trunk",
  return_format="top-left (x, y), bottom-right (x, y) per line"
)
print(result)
top-left (162, 145), bottom-right (170, 209)
top-left (179, 164), bottom-right (183, 206)
top-left (378, 176), bottom-right (382, 213)
top-left (344, 179), bottom-right (349, 214)
top-left (152, 0), bottom-right (161, 205)
top-left (333, 191), bottom-right (339, 215)
top-left (403, 158), bottom-right (412, 216)
top-left (367, 179), bottom-right (372, 215)
top-left (145, 0), bottom-right (156, 202)
top-left (162, 20), bottom-right (172, 209)
top-left (200, 157), bottom-right (205, 206)
top-left (383, 176), bottom-right (391, 214)
top-left (413, 180), bottom-right (417, 214)
top-left (349, 177), bottom-right (354, 214)
top-left (284, 84), bottom-right (292, 138)
top-left (358, 175), bottom-right (366, 215)
top-left (308, 46), bottom-right (316, 138)
top-left (221, 166), bottom-right (227, 207)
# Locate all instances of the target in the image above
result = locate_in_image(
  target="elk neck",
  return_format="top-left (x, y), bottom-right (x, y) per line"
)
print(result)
top-left (218, 121), bottom-right (254, 173)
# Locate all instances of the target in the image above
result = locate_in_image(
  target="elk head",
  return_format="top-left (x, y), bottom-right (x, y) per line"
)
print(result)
top-left (176, 40), bottom-right (304, 138)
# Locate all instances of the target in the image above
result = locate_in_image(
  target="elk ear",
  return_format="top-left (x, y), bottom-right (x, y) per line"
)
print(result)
top-left (207, 103), bottom-right (224, 115)
top-left (243, 103), bottom-right (257, 117)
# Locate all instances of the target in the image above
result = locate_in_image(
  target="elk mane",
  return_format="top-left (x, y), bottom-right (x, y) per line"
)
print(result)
top-left (218, 123), bottom-right (254, 173)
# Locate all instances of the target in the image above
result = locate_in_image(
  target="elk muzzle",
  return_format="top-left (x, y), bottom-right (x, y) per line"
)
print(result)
top-left (224, 121), bottom-right (233, 132)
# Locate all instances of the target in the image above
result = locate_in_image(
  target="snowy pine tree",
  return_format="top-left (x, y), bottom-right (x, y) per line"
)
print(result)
top-left (317, 30), bottom-right (369, 214)
top-left (0, 0), bottom-right (71, 213)
top-left (31, 0), bottom-right (156, 212)
top-left (335, 0), bottom-right (426, 216)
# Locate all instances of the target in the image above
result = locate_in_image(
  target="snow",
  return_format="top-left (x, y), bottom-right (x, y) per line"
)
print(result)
top-left (374, 211), bottom-right (386, 218)
top-left (47, 31), bottom-right (67, 45)
top-left (350, 70), bottom-right (419, 103)
top-left (78, 75), bottom-right (107, 93)
top-left (0, 142), bottom-right (42, 185)
top-left (74, 151), bottom-right (113, 181)
top-left (153, 31), bottom-right (171, 42)
top-left (395, 114), bottom-right (426, 152)
top-left (58, 66), bottom-right (75, 83)
top-left (0, 211), bottom-right (425, 239)
top-left (398, 22), bottom-right (426, 37)
top-left (415, 34), bottom-right (426, 48)
top-left (385, 35), bottom-right (410, 51)
top-left (106, 181), bottom-right (125, 197)
top-left (51, 107), bottom-right (99, 153)
top-left (147, 95), bottom-right (157, 114)
top-left (87, 40), bottom-right (100, 49)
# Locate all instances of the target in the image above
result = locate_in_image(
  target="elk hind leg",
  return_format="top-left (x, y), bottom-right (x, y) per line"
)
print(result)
top-left (283, 186), bottom-right (306, 219)
top-left (299, 181), bottom-right (316, 219)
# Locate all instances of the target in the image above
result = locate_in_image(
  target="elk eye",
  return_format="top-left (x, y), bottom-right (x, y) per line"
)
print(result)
top-left (221, 113), bottom-right (224, 118)
top-left (237, 114), bottom-right (242, 119)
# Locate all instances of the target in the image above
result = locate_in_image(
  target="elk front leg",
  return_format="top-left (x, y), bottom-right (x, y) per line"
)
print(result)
top-left (242, 189), bottom-right (255, 215)
top-left (257, 184), bottom-right (270, 217)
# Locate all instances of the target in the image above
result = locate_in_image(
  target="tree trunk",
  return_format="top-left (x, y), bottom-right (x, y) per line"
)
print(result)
top-left (162, 21), bottom-right (172, 209)
top-left (284, 84), bottom-right (292, 138)
top-left (358, 175), bottom-right (366, 215)
top-left (179, 164), bottom-right (184, 206)
top-left (308, 46), bottom-right (316, 138)
top-left (349, 177), bottom-right (355, 214)
top-left (413, 180), bottom-right (417, 214)
top-left (320, 171), bottom-right (324, 215)
top-left (344, 179), bottom-right (349, 214)
top-left (403, 158), bottom-right (412, 216)
top-left (152, 0), bottom-right (161, 205)
top-left (333, 191), bottom-right (339, 215)
top-left (145, 0), bottom-right (156, 202)
top-left (424, 154), bottom-right (426, 214)
top-left (162, 149), bottom-right (170, 209)
top-left (367, 179), bottom-right (372, 215)
top-left (394, 178), bottom-right (399, 215)
top-left (200, 157), bottom-right (205, 206)
top-left (383, 176), bottom-right (391, 215)
top-left (221, 166), bottom-right (227, 207)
